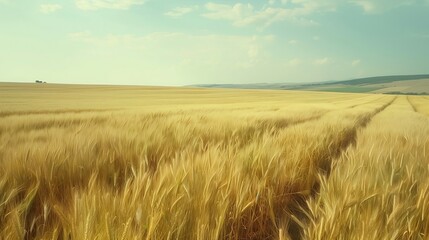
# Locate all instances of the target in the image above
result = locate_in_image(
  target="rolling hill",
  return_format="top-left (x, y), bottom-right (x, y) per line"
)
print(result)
top-left (192, 74), bottom-right (429, 95)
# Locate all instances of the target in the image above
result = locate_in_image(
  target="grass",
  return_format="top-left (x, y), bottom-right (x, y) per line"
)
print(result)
top-left (0, 83), bottom-right (428, 239)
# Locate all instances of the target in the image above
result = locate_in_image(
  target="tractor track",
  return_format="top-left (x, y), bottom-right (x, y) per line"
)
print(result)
top-left (286, 97), bottom-right (397, 239)
top-left (348, 96), bottom-right (387, 109)
top-left (407, 96), bottom-right (418, 113)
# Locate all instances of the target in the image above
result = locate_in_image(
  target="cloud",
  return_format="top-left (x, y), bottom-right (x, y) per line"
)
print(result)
top-left (68, 31), bottom-right (276, 83)
top-left (202, 3), bottom-right (254, 26)
top-left (287, 58), bottom-right (302, 67)
top-left (314, 57), bottom-right (329, 65)
top-left (39, 4), bottom-right (62, 14)
top-left (352, 59), bottom-right (361, 66)
top-left (165, 6), bottom-right (198, 18)
top-left (351, 1), bottom-right (375, 12)
top-left (75, 0), bottom-right (144, 10)
top-left (202, 1), bottom-right (425, 27)
top-left (69, 31), bottom-right (95, 42)
top-left (69, 31), bottom-right (274, 64)
top-left (202, 1), bottom-right (339, 27)
top-left (350, 0), bottom-right (419, 13)
top-left (69, 31), bottom-right (146, 50)
top-left (203, 3), bottom-right (293, 27)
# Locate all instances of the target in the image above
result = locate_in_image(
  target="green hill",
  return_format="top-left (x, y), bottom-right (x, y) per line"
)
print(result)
top-left (191, 74), bottom-right (429, 95)
top-left (334, 74), bottom-right (429, 85)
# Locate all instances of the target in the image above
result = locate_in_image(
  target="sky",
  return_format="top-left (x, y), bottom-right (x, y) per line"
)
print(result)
top-left (0, 0), bottom-right (428, 86)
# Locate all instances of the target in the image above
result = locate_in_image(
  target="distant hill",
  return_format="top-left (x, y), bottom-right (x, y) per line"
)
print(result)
top-left (191, 74), bottom-right (429, 95)
top-left (334, 74), bottom-right (429, 85)
top-left (190, 83), bottom-right (304, 90)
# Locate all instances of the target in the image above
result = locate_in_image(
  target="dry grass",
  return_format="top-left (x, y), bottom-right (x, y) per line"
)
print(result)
top-left (0, 83), bottom-right (428, 239)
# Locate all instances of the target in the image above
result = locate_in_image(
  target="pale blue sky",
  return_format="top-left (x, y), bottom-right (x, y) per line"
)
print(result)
top-left (0, 0), bottom-right (428, 86)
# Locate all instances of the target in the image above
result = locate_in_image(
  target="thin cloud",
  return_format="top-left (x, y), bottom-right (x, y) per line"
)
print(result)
top-left (68, 31), bottom-right (275, 73)
top-left (39, 4), bottom-right (62, 14)
top-left (165, 6), bottom-right (198, 18)
top-left (75, 0), bottom-right (144, 10)
top-left (287, 58), bottom-right (302, 67)
top-left (202, 2), bottom-right (322, 27)
top-left (314, 57), bottom-right (329, 65)
top-left (202, 1), bottom-right (426, 28)
top-left (350, 0), bottom-right (420, 13)
top-left (352, 1), bottom-right (376, 13)
top-left (352, 59), bottom-right (361, 66)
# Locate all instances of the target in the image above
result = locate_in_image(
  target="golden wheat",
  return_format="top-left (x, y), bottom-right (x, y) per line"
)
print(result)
top-left (0, 83), bottom-right (428, 239)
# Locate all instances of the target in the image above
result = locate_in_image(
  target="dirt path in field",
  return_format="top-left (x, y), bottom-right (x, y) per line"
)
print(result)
top-left (287, 97), bottom-right (397, 239)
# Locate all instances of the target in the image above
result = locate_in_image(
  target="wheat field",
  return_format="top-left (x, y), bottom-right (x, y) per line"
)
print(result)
top-left (1, 83), bottom-right (428, 239)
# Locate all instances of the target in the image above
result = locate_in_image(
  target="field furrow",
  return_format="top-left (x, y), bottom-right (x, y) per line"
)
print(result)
top-left (285, 97), bottom-right (396, 239)
top-left (303, 96), bottom-right (429, 239)
top-left (407, 96), bottom-right (418, 113)
top-left (408, 96), bottom-right (429, 116)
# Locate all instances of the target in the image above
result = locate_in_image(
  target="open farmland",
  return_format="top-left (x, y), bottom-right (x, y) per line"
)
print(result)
top-left (1, 83), bottom-right (429, 239)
